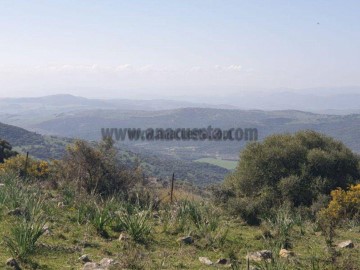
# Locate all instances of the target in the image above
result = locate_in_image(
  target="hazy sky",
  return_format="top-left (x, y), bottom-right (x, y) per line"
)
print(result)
top-left (0, 0), bottom-right (359, 98)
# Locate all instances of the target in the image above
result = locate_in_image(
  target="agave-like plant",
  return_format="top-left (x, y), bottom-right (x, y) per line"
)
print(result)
top-left (116, 207), bottom-right (152, 243)
top-left (3, 214), bottom-right (46, 260)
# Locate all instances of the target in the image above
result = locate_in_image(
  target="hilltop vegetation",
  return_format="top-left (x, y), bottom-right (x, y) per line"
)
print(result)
top-left (218, 131), bottom-right (360, 224)
top-left (0, 132), bottom-right (359, 269)
top-left (0, 122), bottom-right (229, 185)
top-left (0, 122), bottom-right (70, 160)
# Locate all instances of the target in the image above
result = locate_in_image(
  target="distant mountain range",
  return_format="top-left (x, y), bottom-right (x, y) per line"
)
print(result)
top-left (2, 88), bottom-right (360, 114)
top-left (0, 94), bottom-right (237, 113)
top-left (1, 93), bottom-right (360, 151)
top-left (1, 95), bottom-right (360, 160)
top-left (2, 93), bottom-right (360, 185)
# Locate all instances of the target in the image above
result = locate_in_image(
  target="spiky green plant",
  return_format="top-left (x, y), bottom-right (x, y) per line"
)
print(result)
top-left (3, 215), bottom-right (46, 260)
top-left (116, 208), bottom-right (152, 243)
top-left (89, 201), bottom-right (114, 238)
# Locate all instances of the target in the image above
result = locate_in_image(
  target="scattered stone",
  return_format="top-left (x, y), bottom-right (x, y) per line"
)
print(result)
top-left (99, 258), bottom-right (117, 267)
top-left (199, 257), bottom-right (213, 265)
top-left (6, 258), bottom-right (21, 270)
top-left (7, 208), bottom-right (23, 217)
top-left (83, 262), bottom-right (101, 270)
top-left (82, 258), bottom-right (118, 270)
top-left (118, 232), bottom-right (129, 241)
top-left (279, 249), bottom-right (294, 258)
top-left (79, 254), bottom-right (92, 263)
top-left (57, 201), bottom-right (65, 208)
top-left (177, 236), bottom-right (194, 244)
top-left (247, 250), bottom-right (273, 262)
top-left (0, 183), bottom-right (5, 187)
top-left (42, 224), bottom-right (52, 236)
top-left (338, 240), bottom-right (354, 249)
top-left (216, 258), bottom-right (228, 264)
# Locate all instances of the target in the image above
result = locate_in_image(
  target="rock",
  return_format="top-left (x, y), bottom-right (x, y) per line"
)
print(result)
top-left (6, 258), bottom-right (21, 270)
top-left (177, 236), bottom-right (194, 244)
top-left (338, 240), bottom-right (354, 249)
top-left (57, 201), bottom-right (65, 208)
top-left (42, 224), bottom-right (51, 236)
top-left (7, 208), bottom-right (23, 217)
top-left (82, 258), bottom-right (118, 270)
top-left (79, 254), bottom-right (92, 263)
top-left (246, 250), bottom-right (272, 262)
top-left (279, 249), bottom-right (294, 258)
top-left (0, 183), bottom-right (5, 187)
top-left (199, 257), bottom-right (213, 265)
top-left (99, 258), bottom-right (117, 267)
top-left (216, 258), bottom-right (228, 264)
top-left (118, 232), bottom-right (129, 241)
top-left (83, 262), bottom-right (102, 270)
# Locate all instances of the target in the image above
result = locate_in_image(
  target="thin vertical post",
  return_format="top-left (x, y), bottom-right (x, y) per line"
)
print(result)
top-left (24, 152), bottom-right (29, 177)
top-left (170, 173), bottom-right (175, 203)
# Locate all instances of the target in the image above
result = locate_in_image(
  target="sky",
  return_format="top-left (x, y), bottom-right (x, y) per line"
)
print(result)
top-left (0, 0), bottom-right (359, 98)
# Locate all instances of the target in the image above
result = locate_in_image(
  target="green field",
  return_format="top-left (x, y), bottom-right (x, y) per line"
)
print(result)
top-left (195, 158), bottom-right (238, 170)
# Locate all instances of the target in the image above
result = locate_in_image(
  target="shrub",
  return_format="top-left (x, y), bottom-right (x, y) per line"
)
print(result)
top-left (0, 139), bottom-right (18, 163)
top-left (0, 155), bottom-right (50, 180)
top-left (223, 131), bottom-right (360, 224)
top-left (56, 139), bottom-right (141, 197)
top-left (317, 184), bottom-right (360, 239)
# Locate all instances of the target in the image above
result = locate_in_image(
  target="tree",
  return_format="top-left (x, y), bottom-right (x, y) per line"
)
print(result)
top-left (222, 130), bottom-right (360, 224)
top-left (57, 139), bottom-right (140, 197)
top-left (0, 139), bottom-right (18, 163)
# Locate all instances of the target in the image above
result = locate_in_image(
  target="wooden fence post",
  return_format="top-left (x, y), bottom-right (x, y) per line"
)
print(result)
top-left (170, 173), bottom-right (175, 203)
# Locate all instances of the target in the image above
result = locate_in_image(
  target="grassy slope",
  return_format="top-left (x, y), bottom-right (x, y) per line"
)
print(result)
top-left (0, 189), bottom-right (359, 270)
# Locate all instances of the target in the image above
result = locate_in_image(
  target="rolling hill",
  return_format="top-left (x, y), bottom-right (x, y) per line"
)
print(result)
top-left (12, 108), bottom-right (360, 160)
top-left (0, 121), bottom-right (229, 185)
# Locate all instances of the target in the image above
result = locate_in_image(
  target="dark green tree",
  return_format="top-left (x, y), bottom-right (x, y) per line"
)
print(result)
top-left (0, 139), bottom-right (18, 163)
top-left (222, 130), bottom-right (360, 224)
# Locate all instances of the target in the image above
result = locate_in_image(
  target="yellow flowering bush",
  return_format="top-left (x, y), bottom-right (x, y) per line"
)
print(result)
top-left (0, 154), bottom-right (50, 180)
top-left (323, 184), bottom-right (360, 221)
top-left (317, 184), bottom-right (360, 248)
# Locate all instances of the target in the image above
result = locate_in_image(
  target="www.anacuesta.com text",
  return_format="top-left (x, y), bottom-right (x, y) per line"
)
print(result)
top-left (101, 126), bottom-right (258, 141)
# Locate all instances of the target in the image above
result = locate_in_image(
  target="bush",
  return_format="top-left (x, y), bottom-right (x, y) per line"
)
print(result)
top-left (55, 139), bottom-right (141, 197)
top-left (0, 155), bottom-right (50, 180)
top-left (222, 131), bottom-right (360, 224)
top-left (317, 184), bottom-right (360, 262)
top-left (0, 139), bottom-right (18, 163)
